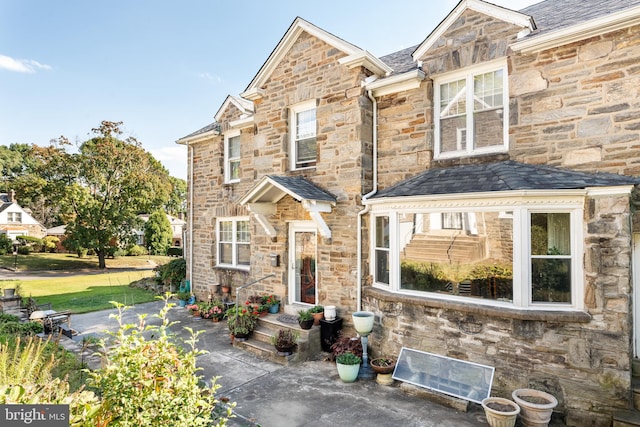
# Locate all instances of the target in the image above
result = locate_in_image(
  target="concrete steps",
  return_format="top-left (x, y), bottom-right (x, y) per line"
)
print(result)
top-left (232, 313), bottom-right (321, 365)
top-left (401, 235), bottom-right (485, 263)
top-left (613, 360), bottom-right (640, 426)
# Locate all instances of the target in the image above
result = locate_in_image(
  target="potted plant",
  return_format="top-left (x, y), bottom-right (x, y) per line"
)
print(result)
top-left (226, 305), bottom-right (258, 341)
top-left (270, 329), bottom-right (298, 356)
top-left (481, 397), bottom-right (520, 427)
top-left (176, 291), bottom-right (191, 307)
top-left (370, 357), bottom-right (396, 385)
top-left (297, 309), bottom-right (314, 330)
top-left (309, 305), bottom-right (324, 325)
top-left (511, 388), bottom-right (558, 427)
top-left (262, 294), bottom-right (280, 314)
top-left (336, 352), bottom-right (361, 383)
top-left (186, 303), bottom-right (200, 316)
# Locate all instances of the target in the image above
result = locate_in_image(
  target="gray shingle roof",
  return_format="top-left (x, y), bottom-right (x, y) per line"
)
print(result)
top-left (179, 121), bottom-right (220, 141)
top-left (267, 175), bottom-right (336, 203)
top-left (520, 0), bottom-right (640, 37)
top-left (370, 161), bottom-right (640, 199)
top-left (379, 45), bottom-right (420, 75)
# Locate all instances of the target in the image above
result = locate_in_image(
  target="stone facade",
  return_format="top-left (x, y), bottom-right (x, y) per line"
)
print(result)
top-left (181, 4), bottom-right (640, 426)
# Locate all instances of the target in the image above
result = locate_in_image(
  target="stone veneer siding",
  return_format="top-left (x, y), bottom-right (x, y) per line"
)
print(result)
top-left (363, 193), bottom-right (635, 426)
top-left (187, 31), bottom-right (374, 314)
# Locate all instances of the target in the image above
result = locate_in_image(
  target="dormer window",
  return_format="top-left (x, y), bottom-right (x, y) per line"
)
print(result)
top-left (290, 100), bottom-right (317, 170)
top-left (434, 60), bottom-right (508, 159)
top-left (224, 131), bottom-right (241, 183)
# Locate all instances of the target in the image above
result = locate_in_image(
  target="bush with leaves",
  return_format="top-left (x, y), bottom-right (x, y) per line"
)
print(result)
top-left (87, 295), bottom-right (233, 426)
top-left (0, 234), bottom-right (13, 255)
top-left (0, 336), bottom-right (100, 426)
top-left (154, 257), bottom-right (186, 290)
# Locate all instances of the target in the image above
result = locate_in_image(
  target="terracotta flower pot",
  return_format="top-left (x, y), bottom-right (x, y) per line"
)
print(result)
top-left (312, 311), bottom-right (324, 326)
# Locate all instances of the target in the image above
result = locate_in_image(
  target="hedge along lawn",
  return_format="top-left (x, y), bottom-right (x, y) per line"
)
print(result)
top-left (0, 252), bottom-right (172, 271)
top-left (1, 270), bottom-right (159, 314)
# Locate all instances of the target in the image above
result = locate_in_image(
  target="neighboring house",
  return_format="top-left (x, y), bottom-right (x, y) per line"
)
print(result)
top-left (177, 0), bottom-right (640, 424)
top-left (46, 224), bottom-right (67, 252)
top-left (0, 192), bottom-right (46, 241)
top-left (135, 213), bottom-right (186, 248)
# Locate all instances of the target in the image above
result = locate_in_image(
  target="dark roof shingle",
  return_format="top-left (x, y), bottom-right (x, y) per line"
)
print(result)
top-left (370, 161), bottom-right (640, 199)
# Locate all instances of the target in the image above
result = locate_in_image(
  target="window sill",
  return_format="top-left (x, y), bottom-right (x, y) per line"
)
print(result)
top-left (364, 286), bottom-right (591, 323)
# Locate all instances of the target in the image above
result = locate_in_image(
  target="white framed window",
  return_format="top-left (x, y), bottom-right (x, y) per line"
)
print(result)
top-left (434, 59), bottom-right (508, 159)
top-left (224, 131), bottom-right (241, 183)
top-left (7, 212), bottom-right (22, 223)
top-left (370, 197), bottom-right (584, 311)
top-left (290, 100), bottom-right (317, 170)
top-left (216, 217), bottom-right (250, 269)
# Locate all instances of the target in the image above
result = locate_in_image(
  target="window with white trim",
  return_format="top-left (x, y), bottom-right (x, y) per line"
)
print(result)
top-left (216, 217), bottom-right (250, 269)
top-left (290, 100), bottom-right (316, 170)
top-left (435, 60), bottom-right (508, 158)
top-left (7, 212), bottom-right (22, 223)
top-left (371, 201), bottom-right (583, 310)
top-left (224, 131), bottom-right (241, 183)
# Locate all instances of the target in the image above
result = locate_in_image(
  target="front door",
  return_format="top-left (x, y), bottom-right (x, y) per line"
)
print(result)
top-left (289, 222), bottom-right (317, 305)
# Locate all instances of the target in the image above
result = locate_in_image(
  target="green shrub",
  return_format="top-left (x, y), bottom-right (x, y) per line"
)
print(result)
top-left (43, 236), bottom-right (60, 253)
top-left (154, 257), bottom-right (186, 290)
top-left (167, 247), bottom-right (183, 257)
top-left (336, 352), bottom-right (362, 365)
top-left (126, 244), bottom-right (146, 256)
top-left (0, 234), bottom-right (13, 255)
top-left (0, 336), bottom-right (100, 425)
top-left (400, 261), bottom-right (448, 292)
top-left (17, 245), bottom-right (31, 255)
top-left (0, 321), bottom-right (43, 336)
top-left (88, 296), bottom-right (233, 426)
top-left (17, 235), bottom-right (44, 252)
top-left (0, 313), bottom-right (20, 323)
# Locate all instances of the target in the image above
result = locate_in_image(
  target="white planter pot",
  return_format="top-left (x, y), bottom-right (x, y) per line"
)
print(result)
top-left (336, 362), bottom-right (360, 383)
top-left (512, 389), bottom-right (558, 427)
top-left (481, 397), bottom-right (520, 427)
top-left (352, 311), bottom-right (374, 335)
top-left (324, 305), bottom-right (336, 321)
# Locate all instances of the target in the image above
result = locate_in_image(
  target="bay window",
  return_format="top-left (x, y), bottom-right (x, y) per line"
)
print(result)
top-left (217, 217), bottom-right (250, 269)
top-left (371, 199), bottom-right (583, 310)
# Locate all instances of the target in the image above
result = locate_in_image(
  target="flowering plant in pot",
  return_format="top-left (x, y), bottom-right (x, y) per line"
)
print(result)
top-left (262, 295), bottom-right (280, 314)
top-left (186, 303), bottom-right (200, 316)
top-left (226, 306), bottom-right (258, 339)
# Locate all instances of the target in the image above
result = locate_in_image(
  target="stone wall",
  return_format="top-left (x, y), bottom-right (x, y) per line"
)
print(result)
top-left (509, 24), bottom-right (640, 176)
top-left (363, 194), bottom-right (634, 426)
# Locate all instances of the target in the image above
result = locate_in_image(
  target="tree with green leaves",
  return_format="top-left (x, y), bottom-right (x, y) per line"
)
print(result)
top-left (38, 121), bottom-right (172, 268)
top-left (166, 176), bottom-right (187, 217)
top-left (144, 210), bottom-right (172, 255)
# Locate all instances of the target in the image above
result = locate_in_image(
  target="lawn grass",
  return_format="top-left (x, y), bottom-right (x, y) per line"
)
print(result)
top-left (0, 252), bottom-right (172, 271)
top-left (1, 270), bottom-right (159, 313)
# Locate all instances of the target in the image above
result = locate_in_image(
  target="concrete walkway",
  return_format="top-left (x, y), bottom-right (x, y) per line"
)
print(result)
top-left (66, 301), bottom-right (494, 427)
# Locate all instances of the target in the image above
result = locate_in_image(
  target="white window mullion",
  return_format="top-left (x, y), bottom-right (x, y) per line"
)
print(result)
top-left (466, 73), bottom-right (474, 154)
top-left (390, 212), bottom-right (400, 291)
top-left (512, 207), bottom-right (526, 307)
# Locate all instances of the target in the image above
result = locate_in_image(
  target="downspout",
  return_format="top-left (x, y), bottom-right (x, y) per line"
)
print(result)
top-left (356, 88), bottom-right (378, 312)
top-left (188, 144), bottom-right (194, 287)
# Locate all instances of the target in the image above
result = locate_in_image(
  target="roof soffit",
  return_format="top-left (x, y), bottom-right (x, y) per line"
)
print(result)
top-left (240, 17), bottom-right (387, 101)
top-left (412, 0), bottom-right (535, 61)
top-left (214, 95), bottom-right (254, 123)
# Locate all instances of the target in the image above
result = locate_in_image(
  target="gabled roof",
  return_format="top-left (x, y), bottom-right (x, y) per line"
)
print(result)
top-left (412, 0), bottom-right (535, 61)
top-left (240, 17), bottom-right (391, 101)
top-left (176, 121), bottom-right (220, 145)
top-left (239, 175), bottom-right (336, 205)
top-left (369, 161), bottom-right (640, 199)
top-left (513, 0), bottom-right (640, 53)
top-left (214, 95), bottom-right (254, 123)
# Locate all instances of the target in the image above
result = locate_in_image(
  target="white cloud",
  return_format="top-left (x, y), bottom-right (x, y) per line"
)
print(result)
top-left (199, 72), bottom-right (221, 84)
top-left (0, 54), bottom-right (52, 73)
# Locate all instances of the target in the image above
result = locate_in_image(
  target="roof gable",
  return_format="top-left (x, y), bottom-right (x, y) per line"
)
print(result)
top-left (214, 95), bottom-right (254, 123)
top-left (241, 17), bottom-right (391, 101)
top-left (412, 0), bottom-right (535, 61)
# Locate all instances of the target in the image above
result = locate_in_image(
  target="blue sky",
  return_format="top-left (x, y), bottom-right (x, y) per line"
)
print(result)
top-left (0, 0), bottom-right (539, 180)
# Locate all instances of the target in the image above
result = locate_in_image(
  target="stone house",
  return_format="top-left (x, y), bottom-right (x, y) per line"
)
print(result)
top-left (177, 0), bottom-right (640, 424)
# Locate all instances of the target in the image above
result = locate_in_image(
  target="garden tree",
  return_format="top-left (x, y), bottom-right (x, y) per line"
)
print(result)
top-left (38, 121), bottom-right (172, 269)
top-left (166, 176), bottom-right (187, 217)
top-left (144, 210), bottom-right (172, 255)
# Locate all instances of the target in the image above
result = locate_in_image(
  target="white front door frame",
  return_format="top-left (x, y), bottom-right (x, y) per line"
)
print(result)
top-left (288, 221), bottom-right (317, 306)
